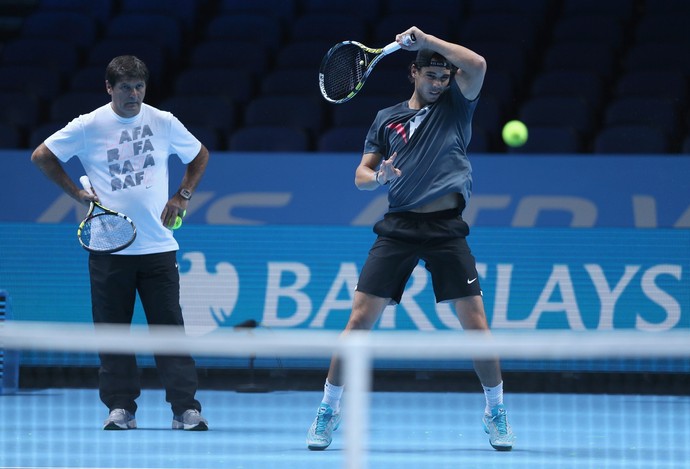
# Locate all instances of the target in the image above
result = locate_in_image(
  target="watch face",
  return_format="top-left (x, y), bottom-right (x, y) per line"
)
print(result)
top-left (180, 189), bottom-right (192, 200)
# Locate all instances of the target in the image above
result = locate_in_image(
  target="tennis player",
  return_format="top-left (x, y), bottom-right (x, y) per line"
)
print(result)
top-left (307, 27), bottom-right (515, 451)
top-left (31, 55), bottom-right (209, 431)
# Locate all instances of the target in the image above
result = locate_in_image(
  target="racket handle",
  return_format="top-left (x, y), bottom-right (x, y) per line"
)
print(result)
top-left (402, 33), bottom-right (416, 46)
top-left (385, 33), bottom-right (416, 54)
top-left (79, 175), bottom-right (93, 194)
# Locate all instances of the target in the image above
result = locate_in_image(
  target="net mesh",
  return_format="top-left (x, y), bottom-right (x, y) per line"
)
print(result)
top-left (2, 321), bottom-right (690, 469)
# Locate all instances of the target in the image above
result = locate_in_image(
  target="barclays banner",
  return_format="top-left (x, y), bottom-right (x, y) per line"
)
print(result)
top-left (1, 222), bottom-right (688, 371)
top-left (3, 150), bottom-right (690, 228)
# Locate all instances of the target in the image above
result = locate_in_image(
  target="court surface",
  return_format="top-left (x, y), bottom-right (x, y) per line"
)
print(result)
top-left (1, 388), bottom-right (688, 469)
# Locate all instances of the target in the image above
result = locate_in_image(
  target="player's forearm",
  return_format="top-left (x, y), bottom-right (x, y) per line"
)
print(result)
top-left (355, 165), bottom-right (381, 191)
top-left (177, 145), bottom-right (209, 195)
top-left (424, 34), bottom-right (486, 77)
top-left (31, 144), bottom-right (82, 201)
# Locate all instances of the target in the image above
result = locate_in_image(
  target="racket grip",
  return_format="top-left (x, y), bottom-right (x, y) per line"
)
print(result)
top-left (402, 33), bottom-right (416, 46)
top-left (79, 175), bottom-right (93, 194)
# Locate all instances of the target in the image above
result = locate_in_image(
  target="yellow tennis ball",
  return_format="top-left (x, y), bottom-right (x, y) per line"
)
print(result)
top-left (502, 120), bottom-right (528, 147)
top-left (172, 210), bottom-right (186, 230)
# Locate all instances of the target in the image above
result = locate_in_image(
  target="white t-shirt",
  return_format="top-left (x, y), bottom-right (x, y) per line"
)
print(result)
top-left (45, 103), bottom-right (201, 255)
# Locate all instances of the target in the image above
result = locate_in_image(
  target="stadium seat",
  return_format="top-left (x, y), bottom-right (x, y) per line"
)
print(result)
top-left (37, 0), bottom-right (112, 24)
top-left (542, 41), bottom-right (617, 82)
top-left (468, 125), bottom-right (490, 153)
top-left (0, 65), bottom-right (63, 102)
top-left (184, 125), bottom-right (222, 152)
top-left (459, 13), bottom-right (543, 52)
top-left (371, 14), bottom-right (451, 46)
top-left (635, 13), bottom-right (690, 44)
top-left (228, 126), bottom-right (310, 152)
top-left (87, 39), bottom-right (167, 88)
top-left (261, 69), bottom-right (319, 97)
top-left (302, 0), bottom-right (382, 21)
top-left (472, 94), bottom-right (503, 141)
top-left (356, 68), bottom-right (411, 100)
top-left (466, 0), bottom-right (551, 16)
top-left (289, 13), bottom-right (367, 42)
top-left (467, 41), bottom-right (530, 87)
top-left (274, 41), bottom-right (334, 71)
top-left (0, 38), bottom-right (79, 78)
top-left (218, 0), bottom-right (296, 20)
top-left (317, 126), bottom-right (368, 153)
top-left (189, 41), bottom-right (270, 76)
top-left (330, 96), bottom-right (392, 127)
top-left (623, 42), bottom-right (690, 74)
top-left (159, 96), bottom-right (236, 135)
top-left (506, 126), bottom-right (582, 154)
top-left (105, 14), bottom-right (182, 58)
top-left (481, 70), bottom-right (516, 108)
top-left (613, 70), bottom-right (688, 105)
top-left (118, 0), bottom-right (198, 32)
top-left (518, 96), bottom-right (595, 138)
top-left (69, 66), bottom-right (108, 92)
top-left (244, 96), bottom-right (325, 136)
top-left (2, 0), bottom-right (681, 156)
top-left (50, 92), bottom-right (109, 122)
top-left (28, 121), bottom-right (65, 149)
top-left (681, 135), bottom-right (690, 154)
top-left (603, 96), bottom-right (680, 139)
top-left (0, 123), bottom-right (20, 148)
top-left (20, 11), bottom-right (96, 50)
top-left (530, 70), bottom-right (605, 111)
top-left (173, 68), bottom-right (255, 105)
top-left (593, 125), bottom-right (669, 154)
top-left (0, 92), bottom-right (40, 129)
top-left (551, 14), bottom-right (626, 49)
top-left (643, 0), bottom-right (690, 14)
top-left (561, 0), bottom-right (636, 22)
top-left (204, 14), bottom-right (283, 52)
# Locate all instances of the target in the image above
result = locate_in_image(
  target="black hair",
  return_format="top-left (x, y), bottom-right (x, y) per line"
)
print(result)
top-left (105, 55), bottom-right (149, 87)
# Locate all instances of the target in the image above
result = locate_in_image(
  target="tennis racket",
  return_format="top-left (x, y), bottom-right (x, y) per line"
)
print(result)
top-left (319, 33), bottom-right (415, 104)
top-left (77, 175), bottom-right (136, 254)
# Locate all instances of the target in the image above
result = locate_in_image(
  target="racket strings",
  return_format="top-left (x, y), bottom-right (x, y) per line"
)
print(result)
top-left (321, 45), bottom-right (368, 101)
top-left (81, 214), bottom-right (135, 252)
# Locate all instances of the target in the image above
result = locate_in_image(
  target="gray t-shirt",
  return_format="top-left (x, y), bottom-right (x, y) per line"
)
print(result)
top-left (363, 80), bottom-right (478, 212)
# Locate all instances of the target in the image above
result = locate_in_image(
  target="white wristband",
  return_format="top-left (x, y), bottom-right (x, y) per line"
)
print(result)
top-left (375, 170), bottom-right (382, 185)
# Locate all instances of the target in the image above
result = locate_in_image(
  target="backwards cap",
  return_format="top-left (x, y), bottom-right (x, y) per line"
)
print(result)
top-left (414, 49), bottom-right (453, 69)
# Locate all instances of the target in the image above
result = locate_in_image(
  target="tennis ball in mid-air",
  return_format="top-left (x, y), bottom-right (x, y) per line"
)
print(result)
top-left (502, 120), bottom-right (528, 147)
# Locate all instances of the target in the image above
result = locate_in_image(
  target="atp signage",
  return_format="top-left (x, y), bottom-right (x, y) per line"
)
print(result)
top-left (4, 151), bottom-right (690, 228)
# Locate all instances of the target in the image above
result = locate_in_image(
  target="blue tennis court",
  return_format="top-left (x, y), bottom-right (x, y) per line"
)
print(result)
top-left (1, 388), bottom-right (688, 469)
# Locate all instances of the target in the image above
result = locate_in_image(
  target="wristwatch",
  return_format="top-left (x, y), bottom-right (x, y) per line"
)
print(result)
top-left (179, 188), bottom-right (192, 200)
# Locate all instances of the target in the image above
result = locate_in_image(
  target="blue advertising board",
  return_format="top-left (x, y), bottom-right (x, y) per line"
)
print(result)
top-left (3, 150), bottom-right (690, 228)
top-left (1, 222), bottom-right (688, 371)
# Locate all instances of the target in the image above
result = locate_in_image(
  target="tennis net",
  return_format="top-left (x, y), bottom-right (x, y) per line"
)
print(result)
top-left (2, 321), bottom-right (690, 469)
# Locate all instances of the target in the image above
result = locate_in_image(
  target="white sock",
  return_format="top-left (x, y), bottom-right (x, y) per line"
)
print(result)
top-left (322, 379), bottom-right (344, 413)
top-left (483, 381), bottom-right (504, 415)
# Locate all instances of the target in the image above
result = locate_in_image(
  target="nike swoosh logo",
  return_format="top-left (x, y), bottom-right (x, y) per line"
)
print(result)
top-left (467, 277), bottom-right (477, 284)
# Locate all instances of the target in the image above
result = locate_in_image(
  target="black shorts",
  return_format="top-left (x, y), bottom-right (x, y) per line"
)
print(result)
top-left (356, 208), bottom-right (482, 304)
